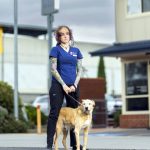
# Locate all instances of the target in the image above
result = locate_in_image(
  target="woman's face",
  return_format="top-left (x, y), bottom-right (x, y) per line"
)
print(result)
top-left (58, 27), bottom-right (70, 44)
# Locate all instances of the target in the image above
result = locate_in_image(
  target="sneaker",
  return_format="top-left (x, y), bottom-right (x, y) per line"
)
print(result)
top-left (72, 145), bottom-right (85, 150)
top-left (47, 145), bottom-right (52, 150)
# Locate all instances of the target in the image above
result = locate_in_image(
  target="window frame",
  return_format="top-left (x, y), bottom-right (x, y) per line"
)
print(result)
top-left (127, 0), bottom-right (150, 15)
top-left (122, 59), bottom-right (150, 114)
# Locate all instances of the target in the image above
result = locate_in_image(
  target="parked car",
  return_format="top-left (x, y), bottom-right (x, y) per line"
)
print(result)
top-left (32, 95), bottom-right (50, 116)
top-left (32, 95), bottom-right (66, 116)
top-left (105, 94), bottom-right (122, 117)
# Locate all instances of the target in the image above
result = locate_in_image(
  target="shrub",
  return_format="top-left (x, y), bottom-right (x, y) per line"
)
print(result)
top-left (0, 106), bottom-right (27, 133)
top-left (0, 81), bottom-right (24, 118)
top-left (113, 108), bottom-right (122, 127)
top-left (0, 81), bottom-right (28, 132)
top-left (0, 81), bottom-right (14, 113)
top-left (0, 106), bottom-right (8, 122)
top-left (0, 81), bottom-right (47, 132)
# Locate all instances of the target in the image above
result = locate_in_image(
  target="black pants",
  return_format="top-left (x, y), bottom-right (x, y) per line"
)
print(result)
top-left (47, 81), bottom-right (80, 147)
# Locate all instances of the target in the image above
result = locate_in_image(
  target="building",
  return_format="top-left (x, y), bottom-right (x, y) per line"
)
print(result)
top-left (90, 0), bottom-right (150, 128)
top-left (1, 24), bottom-right (114, 102)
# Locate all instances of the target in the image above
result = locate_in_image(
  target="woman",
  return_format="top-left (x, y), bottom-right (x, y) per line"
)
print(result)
top-left (47, 25), bottom-right (83, 150)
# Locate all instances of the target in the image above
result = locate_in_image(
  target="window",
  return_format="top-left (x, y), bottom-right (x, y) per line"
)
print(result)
top-left (127, 0), bottom-right (141, 15)
top-left (142, 0), bottom-right (150, 12)
top-left (125, 62), bottom-right (148, 95)
top-left (127, 0), bottom-right (150, 14)
top-left (127, 97), bottom-right (148, 111)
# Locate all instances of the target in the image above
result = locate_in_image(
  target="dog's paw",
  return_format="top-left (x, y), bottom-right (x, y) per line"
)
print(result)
top-left (83, 146), bottom-right (89, 150)
top-left (82, 147), bottom-right (86, 150)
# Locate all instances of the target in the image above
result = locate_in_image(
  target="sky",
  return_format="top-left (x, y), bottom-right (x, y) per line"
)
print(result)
top-left (0, 0), bottom-right (115, 43)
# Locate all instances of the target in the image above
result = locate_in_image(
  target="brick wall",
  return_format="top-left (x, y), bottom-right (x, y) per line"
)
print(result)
top-left (79, 78), bottom-right (105, 100)
top-left (120, 114), bottom-right (149, 128)
top-left (79, 78), bottom-right (107, 128)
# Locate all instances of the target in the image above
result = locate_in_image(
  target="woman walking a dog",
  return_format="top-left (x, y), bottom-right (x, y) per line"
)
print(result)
top-left (47, 25), bottom-right (83, 150)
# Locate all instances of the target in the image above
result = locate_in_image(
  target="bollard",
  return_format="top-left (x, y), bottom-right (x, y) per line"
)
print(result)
top-left (37, 105), bottom-right (42, 134)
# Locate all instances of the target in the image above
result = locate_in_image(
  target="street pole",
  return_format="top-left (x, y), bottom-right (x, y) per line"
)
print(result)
top-left (41, 0), bottom-right (59, 114)
top-left (47, 14), bottom-right (53, 90)
top-left (14, 0), bottom-right (19, 120)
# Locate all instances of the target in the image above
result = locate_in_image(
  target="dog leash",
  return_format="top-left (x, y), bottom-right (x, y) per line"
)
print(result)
top-left (67, 93), bottom-right (82, 105)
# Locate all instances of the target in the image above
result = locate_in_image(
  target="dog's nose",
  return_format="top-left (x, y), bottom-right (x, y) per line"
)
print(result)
top-left (85, 107), bottom-right (88, 111)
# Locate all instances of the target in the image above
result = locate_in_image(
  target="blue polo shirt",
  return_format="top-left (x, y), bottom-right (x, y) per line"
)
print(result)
top-left (49, 45), bottom-right (83, 85)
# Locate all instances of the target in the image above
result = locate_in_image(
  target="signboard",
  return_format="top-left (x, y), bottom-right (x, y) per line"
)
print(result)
top-left (41, 0), bottom-right (59, 15)
top-left (125, 61), bottom-right (148, 95)
top-left (0, 27), bottom-right (3, 54)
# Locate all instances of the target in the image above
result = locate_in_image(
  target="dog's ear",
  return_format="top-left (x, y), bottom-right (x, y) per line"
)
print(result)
top-left (81, 99), bottom-right (85, 106)
top-left (82, 99), bottom-right (87, 101)
top-left (92, 100), bottom-right (95, 107)
top-left (81, 99), bottom-right (86, 102)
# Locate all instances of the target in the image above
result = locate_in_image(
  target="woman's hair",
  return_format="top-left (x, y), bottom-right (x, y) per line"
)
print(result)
top-left (54, 25), bottom-right (74, 46)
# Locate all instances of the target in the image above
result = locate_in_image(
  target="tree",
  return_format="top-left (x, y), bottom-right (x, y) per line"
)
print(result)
top-left (97, 56), bottom-right (107, 92)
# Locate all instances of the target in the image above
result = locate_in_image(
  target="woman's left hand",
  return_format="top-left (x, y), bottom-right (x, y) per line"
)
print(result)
top-left (70, 85), bottom-right (75, 92)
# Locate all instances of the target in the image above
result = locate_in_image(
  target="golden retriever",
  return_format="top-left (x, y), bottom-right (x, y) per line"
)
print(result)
top-left (54, 99), bottom-right (95, 150)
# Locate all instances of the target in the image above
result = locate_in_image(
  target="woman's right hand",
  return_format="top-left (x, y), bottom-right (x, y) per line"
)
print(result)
top-left (63, 84), bottom-right (71, 94)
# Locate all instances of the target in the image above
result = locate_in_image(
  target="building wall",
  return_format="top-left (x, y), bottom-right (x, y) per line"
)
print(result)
top-left (115, 0), bottom-right (150, 42)
top-left (0, 34), bottom-right (48, 95)
top-left (0, 34), bottom-right (121, 102)
top-left (115, 0), bottom-right (150, 127)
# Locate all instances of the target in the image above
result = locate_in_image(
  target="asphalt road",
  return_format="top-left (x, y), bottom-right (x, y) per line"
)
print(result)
top-left (0, 128), bottom-right (150, 150)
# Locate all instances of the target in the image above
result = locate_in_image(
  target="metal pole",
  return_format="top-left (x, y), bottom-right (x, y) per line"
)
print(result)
top-left (47, 14), bottom-right (53, 90)
top-left (47, 14), bottom-right (53, 114)
top-left (14, 0), bottom-right (19, 120)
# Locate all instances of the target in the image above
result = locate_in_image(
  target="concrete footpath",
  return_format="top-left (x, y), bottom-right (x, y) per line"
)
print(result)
top-left (0, 128), bottom-right (150, 150)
